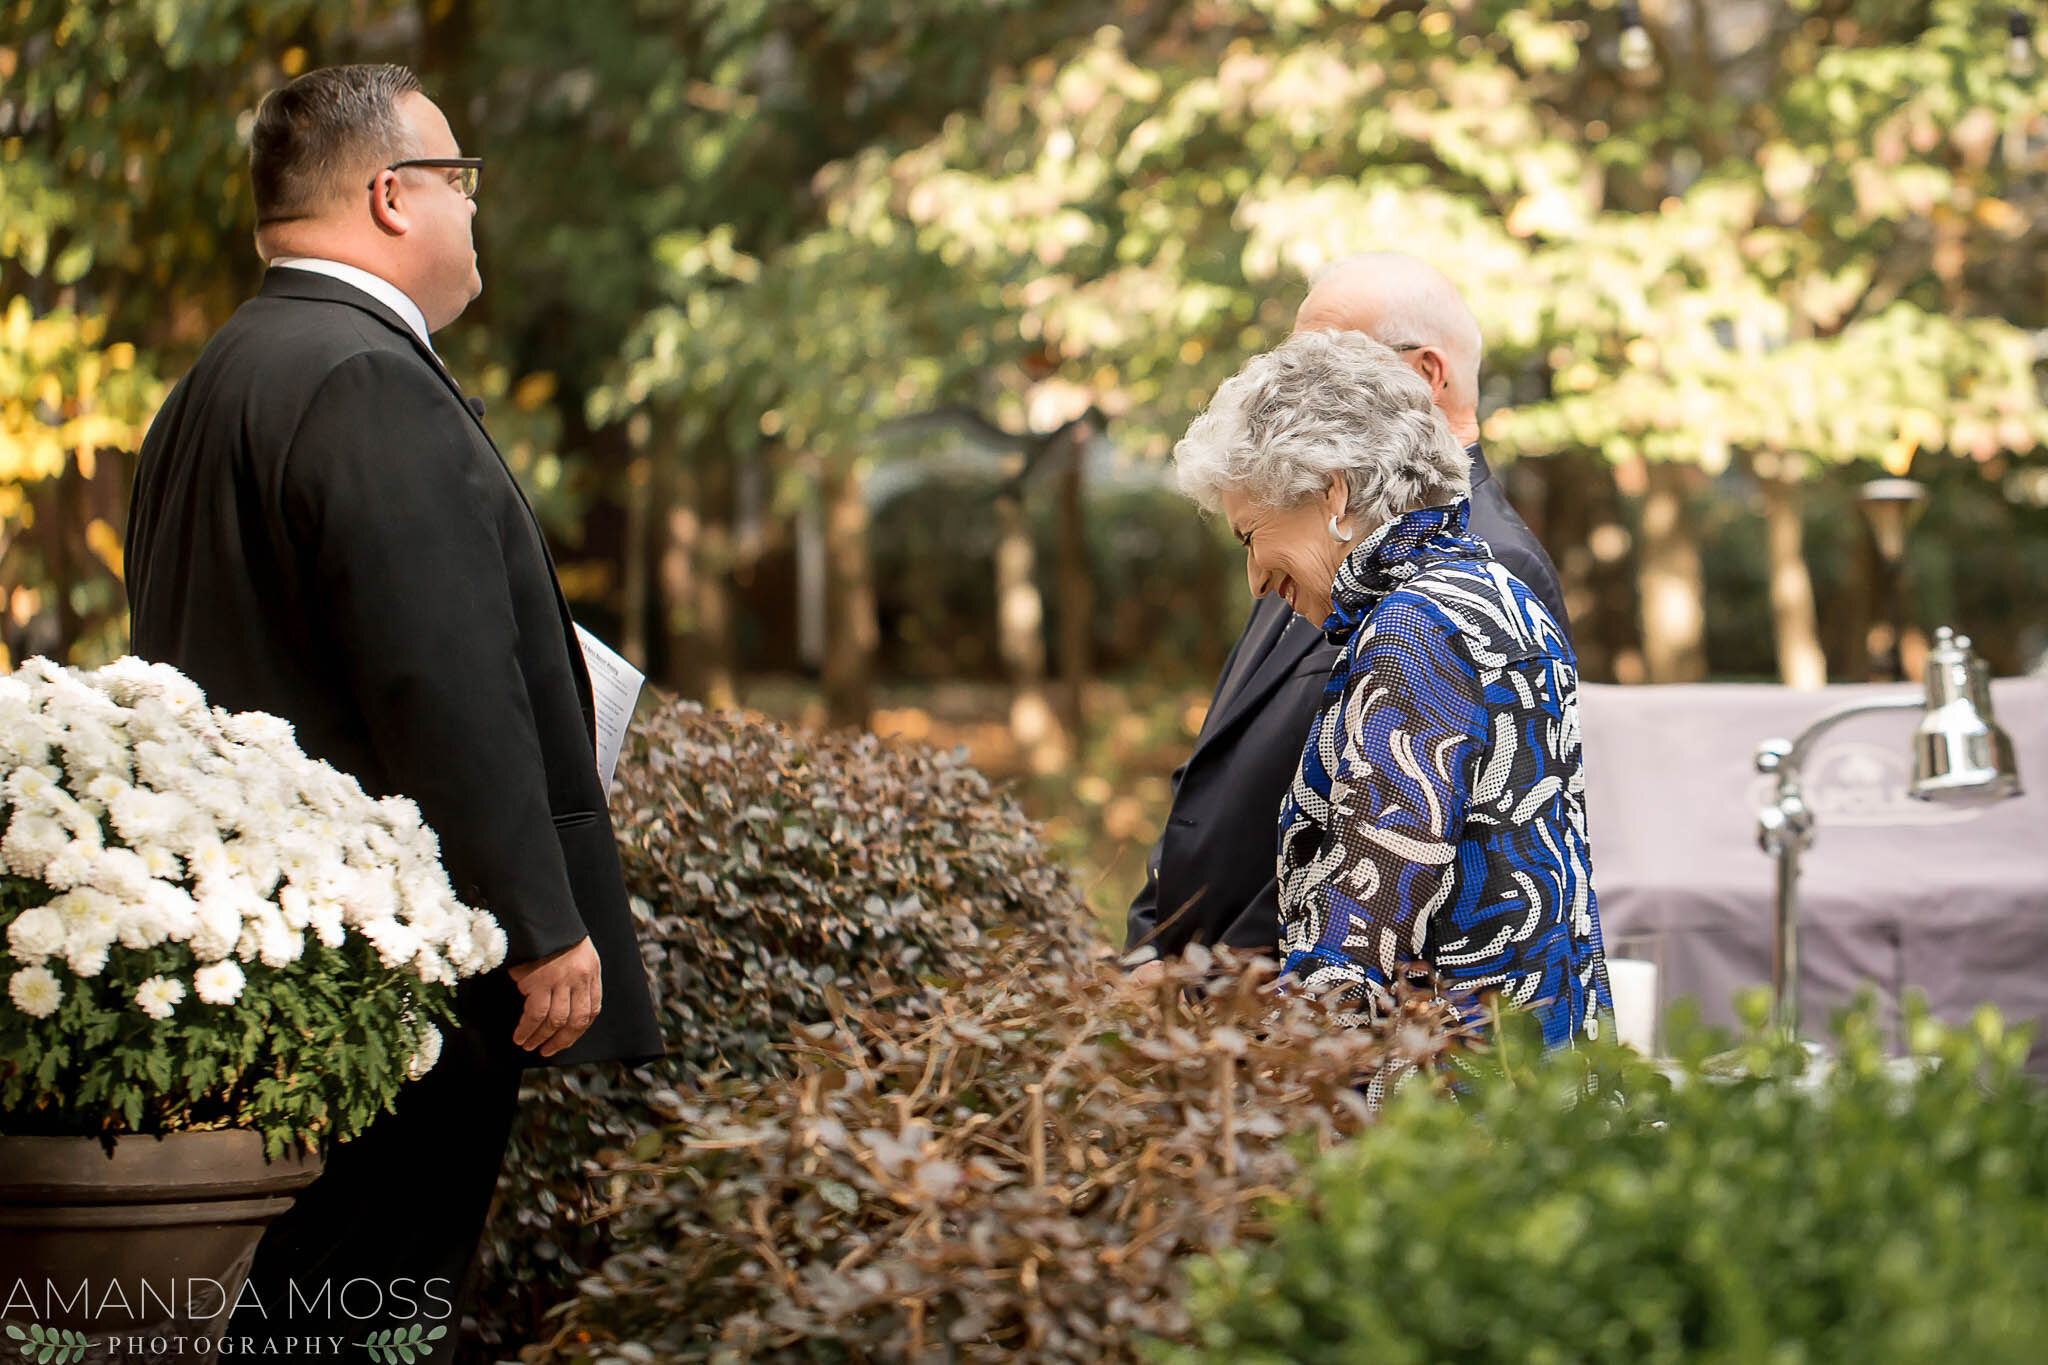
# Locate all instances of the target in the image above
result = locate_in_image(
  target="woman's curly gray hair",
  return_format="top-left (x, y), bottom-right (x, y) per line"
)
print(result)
top-left (1173, 330), bottom-right (1470, 529)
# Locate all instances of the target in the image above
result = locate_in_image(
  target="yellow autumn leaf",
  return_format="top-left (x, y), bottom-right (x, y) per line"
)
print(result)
top-left (85, 518), bottom-right (124, 580)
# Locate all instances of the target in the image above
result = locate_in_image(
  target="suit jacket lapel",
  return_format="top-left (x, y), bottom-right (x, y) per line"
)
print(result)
top-left (1189, 597), bottom-right (1321, 763)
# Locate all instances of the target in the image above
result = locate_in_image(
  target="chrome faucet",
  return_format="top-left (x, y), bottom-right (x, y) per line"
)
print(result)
top-left (1755, 628), bottom-right (2022, 1037)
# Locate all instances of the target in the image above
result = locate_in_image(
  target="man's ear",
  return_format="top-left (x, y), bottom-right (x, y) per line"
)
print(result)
top-left (367, 169), bottom-right (407, 237)
top-left (1419, 346), bottom-right (1450, 393)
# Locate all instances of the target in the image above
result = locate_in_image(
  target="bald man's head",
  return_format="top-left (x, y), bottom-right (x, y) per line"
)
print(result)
top-left (1294, 252), bottom-right (1484, 425)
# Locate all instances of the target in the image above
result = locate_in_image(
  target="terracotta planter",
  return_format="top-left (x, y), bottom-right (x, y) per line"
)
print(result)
top-left (0, 1131), bottom-right (320, 1364)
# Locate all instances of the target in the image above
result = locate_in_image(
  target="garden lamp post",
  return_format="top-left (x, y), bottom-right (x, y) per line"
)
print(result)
top-left (1755, 627), bottom-right (2022, 1037)
top-left (1856, 477), bottom-right (1926, 681)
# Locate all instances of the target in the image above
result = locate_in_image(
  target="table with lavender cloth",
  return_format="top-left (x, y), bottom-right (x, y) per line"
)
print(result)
top-left (1578, 677), bottom-right (2048, 1067)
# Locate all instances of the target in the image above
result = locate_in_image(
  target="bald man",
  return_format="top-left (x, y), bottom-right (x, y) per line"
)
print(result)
top-left (1124, 251), bottom-right (1568, 967)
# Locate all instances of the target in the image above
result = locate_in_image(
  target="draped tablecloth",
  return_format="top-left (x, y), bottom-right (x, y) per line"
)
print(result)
top-left (1579, 677), bottom-right (2048, 1067)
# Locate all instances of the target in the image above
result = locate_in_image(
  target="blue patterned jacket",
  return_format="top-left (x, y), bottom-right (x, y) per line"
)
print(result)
top-left (1277, 500), bottom-right (1613, 1048)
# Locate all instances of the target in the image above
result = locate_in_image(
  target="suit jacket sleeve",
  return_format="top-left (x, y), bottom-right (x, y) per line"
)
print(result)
top-left (280, 350), bottom-right (589, 964)
top-left (1123, 615), bottom-right (1255, 959)
top-left (1210, 874), bottom-right (1286, 957)
top-left (1121, 759), bottom-right (1177, 960)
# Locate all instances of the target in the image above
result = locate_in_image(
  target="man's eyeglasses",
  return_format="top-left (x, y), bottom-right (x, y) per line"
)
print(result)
top-left (369, 157), bottom-right (483, 198)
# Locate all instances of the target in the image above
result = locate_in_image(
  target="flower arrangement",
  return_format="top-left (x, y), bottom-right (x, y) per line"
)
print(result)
top-left (0, 656), bottom-right (505, 1155)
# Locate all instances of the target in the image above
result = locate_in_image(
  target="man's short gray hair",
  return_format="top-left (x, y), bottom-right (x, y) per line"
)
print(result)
top-left (1174, 330), bottom-right (1470, 528)
top-left (251, 64), bottom-right (423, 225)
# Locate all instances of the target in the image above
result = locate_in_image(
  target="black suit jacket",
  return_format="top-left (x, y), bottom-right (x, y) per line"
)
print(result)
top-left (126, 268), bottom-right (663, 1067)
top-left (1124, 443), bottom-right (1568, 960)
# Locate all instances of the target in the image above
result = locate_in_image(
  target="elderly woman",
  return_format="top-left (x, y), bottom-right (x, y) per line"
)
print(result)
top-left (1174, 329), bottom-right (1612, 1048)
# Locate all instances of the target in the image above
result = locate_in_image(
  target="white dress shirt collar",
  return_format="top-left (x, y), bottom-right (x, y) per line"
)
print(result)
top-left (267, 257), bottom-right (434, 352)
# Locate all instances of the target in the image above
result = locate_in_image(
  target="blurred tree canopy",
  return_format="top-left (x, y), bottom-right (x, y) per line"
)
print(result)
top-left (4, 0), bottom-right (2046, 697)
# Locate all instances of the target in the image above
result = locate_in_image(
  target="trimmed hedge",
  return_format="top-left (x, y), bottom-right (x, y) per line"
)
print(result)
top-left (530, 948), bottom-right (1477, 1363)
top-left (468, 701), bottom-right (1098, 1358)
top-left (1175, 999), bottom-right (2048, 1365)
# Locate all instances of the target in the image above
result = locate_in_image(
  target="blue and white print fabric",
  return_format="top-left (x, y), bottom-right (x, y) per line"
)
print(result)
top-left (1276, 500), bottom-right (1613, 1048)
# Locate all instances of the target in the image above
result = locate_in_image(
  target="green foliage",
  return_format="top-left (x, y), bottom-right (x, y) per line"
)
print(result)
top-left (469, 699), bottom-right (1099, 1353)
top-left (527, 948), bottom-right (1476, 1364)
top-left (1173, 1001), bottom-right (2048, 1365)
top-left (355, 1322), bottom-right (449, 1364)
top-left (13, 1), bottom-right (2048, 674)
top-left (0, 658), bottom-right (479, 1158)
top-left (0, 878), bottom-right (452, 1158)
top-left (5, 1323), bottom-right (90, 1364)
top-left (620, 0), bottom-right (2048, 473)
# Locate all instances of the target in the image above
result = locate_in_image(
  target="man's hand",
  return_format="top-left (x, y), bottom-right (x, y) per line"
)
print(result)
top-left (507, 936), bottom-right (602, 1057)
top-left (1125, 959), bottom-right (1170, 989)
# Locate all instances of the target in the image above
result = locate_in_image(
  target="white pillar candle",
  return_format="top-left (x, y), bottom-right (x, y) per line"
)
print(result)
top-left (1607, 957), bottom-right (1660, 1055)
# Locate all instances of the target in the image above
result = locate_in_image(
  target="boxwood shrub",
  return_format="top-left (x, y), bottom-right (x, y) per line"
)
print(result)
top-left (1174, 999), bottom-right (2048, 1365)
top-left (466, 700), bottom-right (1098, 1358)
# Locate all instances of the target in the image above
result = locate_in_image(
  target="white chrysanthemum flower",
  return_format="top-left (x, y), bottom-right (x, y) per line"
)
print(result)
top-left (186, 839), bottom-right (233, 889)
top-left (340, 870), bottom-right (399, 926)
top-left (83, 846), bottom-right (154, 903)
top-left (405, 1023), bottom-right (444, 1080)
top-left (254, 913), bottom-right (304, 968)
top-left (193, 960), bottom-right (246, 1006)
top-left (40, 841), bottom-right (100, 892)
top-left (10, 658), bottom-right (500, 1020)
top-left (358, 917), bottom-right (423, 971)
top-left (220, 711), bottom-right (296, 752)
top-left (120, 657), bottom-right (206, 714)
top-left (463, 914), bottom-right (509, 974)
top-left (4, 765), bottom-right (58, 808)
top-left (306, 899), bottom-right (346, 949)
top-left (88, 655), bottom-right (157, 706)
top-left (377, 796), bottom-right (423, 834)
top-left (108, 784), bottom-right (198, 849)
top-left (6, 905), bottom-right (67, 962)
top-left (0, 812), bottom-right (68, 879)
top-left (49, 703), bottom-right (133, 786)
top-left (8, 965), bottom-right (62, 1019)
top-left (141, 880), bottom-right (200, 944)
top-left (54, 887), bottom-right (123, 945)
top-left (134, 974), bottom-right (186, 1021)
top-left (189, 895), bottom-right (243, 963)
top-left (82, 773), bottom-right (133, 814)
top-left (64, 940), bottom-right (108, 979)
top-left (412, 944), bottom-right (455, 987)
top-left (115, 896), bottom-right (173, 951)
top-left (135, 843), bottom-right (183, 882)
top-left (131, 739), bottom-right (208, 799)
top-left (0, 673), bottom-right (35, 716)
top-left (173, 773), bottom-right (244, 826)
top-left (276, 883), bottom-right (311, 930)
top-left (0, 720), bottom-right (53, 770)
top-left (221, 838), bottom-right (284, 900)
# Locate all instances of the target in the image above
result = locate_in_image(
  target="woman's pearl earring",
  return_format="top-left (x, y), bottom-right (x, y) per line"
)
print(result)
top-left (1328, 515), bottom-right (1353, 544)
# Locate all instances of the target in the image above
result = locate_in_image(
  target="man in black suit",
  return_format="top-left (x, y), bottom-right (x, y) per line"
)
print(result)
top-left (125, 65), bottom-right (662, 1359)
top-left (1125, 252), bottom-right (1568, 970)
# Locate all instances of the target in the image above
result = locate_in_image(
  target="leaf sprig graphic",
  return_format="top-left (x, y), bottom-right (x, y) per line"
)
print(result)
top-left (4, 1324), bottom-right (90, 1364)
top-left (354, 1321), bottom-right (448, 1363)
